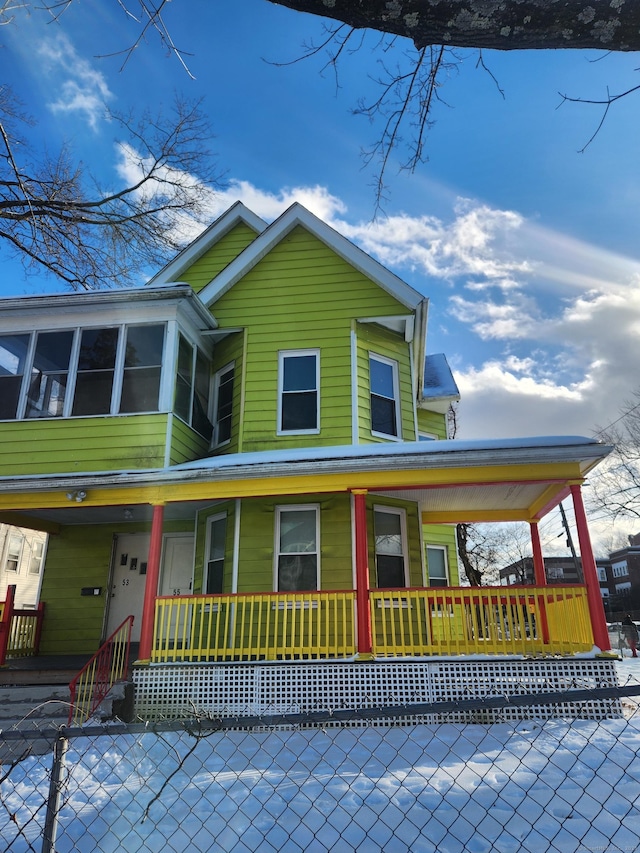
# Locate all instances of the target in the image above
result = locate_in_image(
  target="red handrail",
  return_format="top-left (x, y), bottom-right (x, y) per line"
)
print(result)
top-left (68, 616), bottom-right (134, 725)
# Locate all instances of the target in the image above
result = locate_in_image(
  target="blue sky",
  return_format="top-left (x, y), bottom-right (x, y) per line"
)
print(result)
top-left (3, 0), bottom-right (640, 466)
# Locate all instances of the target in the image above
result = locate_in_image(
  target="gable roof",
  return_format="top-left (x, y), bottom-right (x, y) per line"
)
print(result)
top-left (146, 202), bottom-right (267, 287)
top-left (197, 202), bottom-right (425, 312)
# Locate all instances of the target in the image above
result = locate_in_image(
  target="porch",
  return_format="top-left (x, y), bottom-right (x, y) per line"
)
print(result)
top-left (149, 583), bottom-right (595, 663)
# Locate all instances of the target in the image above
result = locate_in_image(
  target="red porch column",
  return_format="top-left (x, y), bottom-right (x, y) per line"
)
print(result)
top-left (0, 584), bottom-right (16, 666)
top-left (137, 503), bottom-right (165, 663)
top-left (530, 522), bottom-right (550, 644)
top-left (353, 490), bottom-right (373, 658)
top-left (570, 484), bottom-right (610, 652)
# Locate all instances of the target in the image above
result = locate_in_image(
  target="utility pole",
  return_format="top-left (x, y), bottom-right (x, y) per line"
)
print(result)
top-left (559, 502), bottom-right (583, 582)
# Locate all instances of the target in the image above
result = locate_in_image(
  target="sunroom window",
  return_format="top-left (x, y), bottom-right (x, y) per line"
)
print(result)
top-left (0, 324), bottom-right (167, 420)
top-left (174, 333), bottom-right (213, 440)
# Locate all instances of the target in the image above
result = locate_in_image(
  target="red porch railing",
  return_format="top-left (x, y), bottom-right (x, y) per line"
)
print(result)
top-left (0, 584), bottom-right (45, 665)
top-left (68, 615), bottom-right (134, 726)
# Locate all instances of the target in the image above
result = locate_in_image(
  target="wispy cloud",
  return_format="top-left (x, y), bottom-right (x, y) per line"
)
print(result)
top-left (36, 33), bottom-right (112, 129)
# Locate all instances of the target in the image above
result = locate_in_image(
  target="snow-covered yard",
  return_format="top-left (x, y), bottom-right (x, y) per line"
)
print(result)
top-left (3, 658), bottom-right (640, 853)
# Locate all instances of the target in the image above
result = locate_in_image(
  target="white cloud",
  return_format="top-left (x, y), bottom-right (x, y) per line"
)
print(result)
top-left (36, 33), bottom-right (112, 129)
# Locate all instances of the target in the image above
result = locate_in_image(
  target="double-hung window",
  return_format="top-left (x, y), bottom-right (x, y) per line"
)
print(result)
top-left (275, 506), bottom-right (319, 591)
top-left (5, 532), bottom-right (24, 573)
top-left (205, 513), bottom-right (227, 594)
top-left (28, 540), bottom-right (45, 576)
top-left (211, 363), bottom-right (234, 447)
top-left (373, 507), bottom-right (408, 588)
top-left (370, 354), bottom-right (401, 438)
top-left (426, 545), bottom-right (449, 587)
top-left (278, 350), bottom-right (319, 434)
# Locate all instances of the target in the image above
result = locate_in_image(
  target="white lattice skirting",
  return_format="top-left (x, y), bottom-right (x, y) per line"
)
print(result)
top-left (132, 658), bottom-right (622, 724)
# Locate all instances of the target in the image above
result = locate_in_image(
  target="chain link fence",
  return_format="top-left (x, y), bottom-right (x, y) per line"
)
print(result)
top-left (2, 680), bottom-right (640, 853)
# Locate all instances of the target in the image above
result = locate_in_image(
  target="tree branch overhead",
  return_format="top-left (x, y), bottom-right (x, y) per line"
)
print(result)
top-left (270, 1), bottom-right (640, 52)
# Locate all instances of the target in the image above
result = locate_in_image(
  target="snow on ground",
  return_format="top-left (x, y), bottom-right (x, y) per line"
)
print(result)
top-left (3, 658), bottom-right (640, 853)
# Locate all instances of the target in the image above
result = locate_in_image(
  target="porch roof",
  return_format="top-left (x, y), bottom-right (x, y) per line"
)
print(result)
top-left (0, 436), bottom-right (612, 528)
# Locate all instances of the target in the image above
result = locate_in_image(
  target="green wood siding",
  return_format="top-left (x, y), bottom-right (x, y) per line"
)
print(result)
top-left (417, 409), bottom-right (448, 439)
top-left (210, 331), bottom-right (244, 455)
top-left (38, 526), bottom-right (114, 654)
top-left (232, 495), bottom-right (353, 593)
top-left (168, 414), bottom-right (210, 465)
top-left (367, 497), bottom-right (423, 588)
top-left (0, 415), bottom-right (169, 475)
top-left (356, 323), bottom-right (416, 444)
top-left (180, 223), bottom-right (259, 293)
top-left (423, 523), bottom-right (460, 585)
top-left (208, 227), bottom-right (409, 451)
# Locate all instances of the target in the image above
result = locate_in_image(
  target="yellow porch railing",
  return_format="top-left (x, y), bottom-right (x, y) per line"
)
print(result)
top-left (152, 591), bottom-right (357, 663)
top-left (370, 585), bottom-right (593, 657)
top-left (150, 585), bottom-right (594, 663)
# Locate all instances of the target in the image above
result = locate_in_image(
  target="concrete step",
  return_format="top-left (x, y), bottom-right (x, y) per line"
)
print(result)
top-left (0, 684), bottom-right (70, 726)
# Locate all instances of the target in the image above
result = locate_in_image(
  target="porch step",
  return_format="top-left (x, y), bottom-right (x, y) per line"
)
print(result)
top-left (0, 683), bottom-right (70, 727)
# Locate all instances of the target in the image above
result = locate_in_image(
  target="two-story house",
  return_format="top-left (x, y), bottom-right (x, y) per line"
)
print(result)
top-left (0, 202), bottom-right (616, 721)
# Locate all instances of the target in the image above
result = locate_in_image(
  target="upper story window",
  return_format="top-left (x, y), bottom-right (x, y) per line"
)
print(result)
top-left (370, 354), bottom-right (401, 439)
top-left (598, 567), bottom-right (607, 583)
top-left (28, 540), bottom-right (45, 576)
top-left (278, 350), bottom-right (319, 434)
top-left (0, 324), bottom-right (166, 421)
top-left (275, 505), bottom-right (319, 591)
top-left (373, 507), bottom-right (408, 588)
top-left (174, 334), bottom-right (212, 439)
top-left (426, 545), bottom-right (449, 587)
top-left (211, 363), bottom-right (234, 447)
top-left (613, 563), bottom-right (628, 578)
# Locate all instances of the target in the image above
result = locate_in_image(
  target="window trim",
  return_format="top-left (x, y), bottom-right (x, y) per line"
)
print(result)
top-left (373, 505), bottom-right (409, 588)
top-left (211, 361), bottom-right (235, 448)
top-left (274, 504), bottom-right (320, 591)
top-left (369, 353), bottom-right (402, 440)
top-left (426, 544), bottom-right (449, 587)
top-left (277, 349), bottom-right (320, 435)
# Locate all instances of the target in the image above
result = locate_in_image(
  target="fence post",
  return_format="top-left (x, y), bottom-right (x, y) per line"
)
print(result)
top-left (42, 733), bottom-right (68, 853)
top-left (0, 584), bottom-right (16, 666)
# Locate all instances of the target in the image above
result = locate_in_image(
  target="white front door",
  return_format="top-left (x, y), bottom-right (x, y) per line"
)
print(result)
top-left (107, 533), bottom-right (150, 642)
top-left (159, 534), bottom-right (194, 596)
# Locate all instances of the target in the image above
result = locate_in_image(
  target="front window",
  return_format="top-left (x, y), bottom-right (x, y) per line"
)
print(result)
top-left (374, 507), bottom-right (407, 588)
top-left (120, 324), bottom-right (165, 414)
top-left (426, 545), bottom-right (449, 587)
top-left (72, 327), bottom-right (119, 416)
top-left (26, 331), bottom-right (74, 418)
top-left (370, 354), bottom-right (400, 438)
top-left (276, 506), bottom-right (319, 591)
top-left (0, 334), bottom-right (29, 420)
top-left (205, 513), bottom-right (227, 594)
top-left (5, 532), bottom-right (24, 573)
top-left (212, 363), bottom-right (234, 447)
top-left (278, 350), bottom-right (319, 433)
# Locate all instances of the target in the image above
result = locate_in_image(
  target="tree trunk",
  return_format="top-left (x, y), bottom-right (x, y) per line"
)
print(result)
top-left (269, 1), bottom-right (640, 52)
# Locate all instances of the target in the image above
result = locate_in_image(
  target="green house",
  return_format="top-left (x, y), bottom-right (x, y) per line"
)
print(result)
top-left (0, 202), bottom-right (616, 721)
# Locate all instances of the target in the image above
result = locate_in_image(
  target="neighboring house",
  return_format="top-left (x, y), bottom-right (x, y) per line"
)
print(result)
top-left (0, 524), bottom-right (47, 608)
top-left (500, 555), bottom-right (610, 587)
top-left (600, 536), bottom-right (640, 617)
top-left (0, 202), bottom-right (617, 720)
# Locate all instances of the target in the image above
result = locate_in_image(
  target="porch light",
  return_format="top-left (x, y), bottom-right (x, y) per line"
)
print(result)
top-left (65, 490), bottom-right (87, 502)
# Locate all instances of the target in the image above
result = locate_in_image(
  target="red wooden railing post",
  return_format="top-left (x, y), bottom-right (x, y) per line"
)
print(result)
top-left (33, 602), bottom-right (45, 655)
top-left (353, 490), bottom-right (373, 658)
top-left (138, 503), bottom-right (165, 662)
top-left (0, 584), bottom-right (16, 666)
top-left (570, 484), bottom-right (610, 652)
top-left (530, 522), bottom-right (550, 644)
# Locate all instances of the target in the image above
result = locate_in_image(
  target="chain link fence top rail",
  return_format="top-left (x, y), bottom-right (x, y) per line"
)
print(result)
top-left (2, 677), bottom-right (640, 853)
